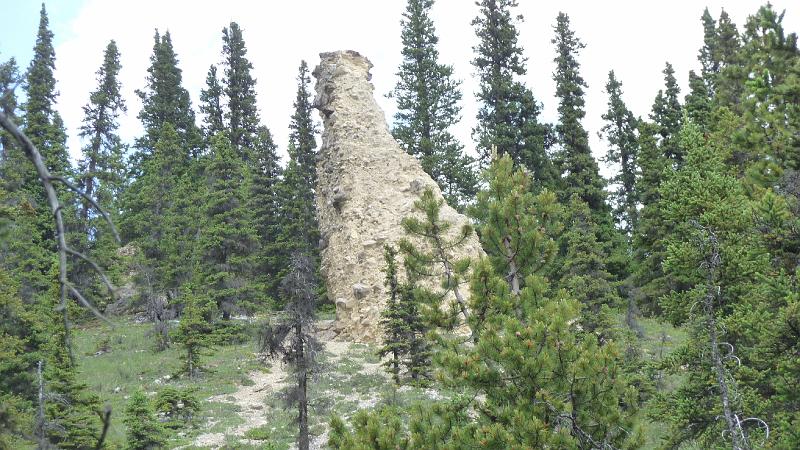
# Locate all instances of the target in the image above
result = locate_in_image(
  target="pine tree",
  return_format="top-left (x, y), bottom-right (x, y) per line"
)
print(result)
top-left (221, 22), bottom-right (260, 159)
top-left (600, 71), bottom-right (639, 235)
top-left (650, 62), bottom-right (683, 166)
top-left (330, 155), bottom-right (640, 449)
top-left (471, 0), bottom-right (554, 185)
top-left (0, 56), bottom-right (20, 169)
top-left (199, 64), bottom-right (225, 142)
top-left (260, 254), bottom-right (320, 450)
top-left (123, 390), bottom-right (166, 450)
top-left (134, 30), bottom-right (200, 165)
top-left (196, 133), bottom-right (257, 319)
top-left (399, 188), bottom-right (473, 334)
top-left (392, 0), bottom-right (476, 208)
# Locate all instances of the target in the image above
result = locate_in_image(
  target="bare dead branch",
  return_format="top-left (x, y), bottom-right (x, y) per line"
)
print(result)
top-left (65, 247), bottom-right (116, 295)
top-left (0, 110), bottom-right (117, 351)
top-left (49, 175), bottom-right (120, 243)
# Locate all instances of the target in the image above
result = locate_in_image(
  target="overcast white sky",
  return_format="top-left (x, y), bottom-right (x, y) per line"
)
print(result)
top-left (4, 0), bottom-right (800, 174)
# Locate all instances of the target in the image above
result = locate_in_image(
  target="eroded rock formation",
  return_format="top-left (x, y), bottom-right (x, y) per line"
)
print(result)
top-left (313, 50), bottom-right (484, 342)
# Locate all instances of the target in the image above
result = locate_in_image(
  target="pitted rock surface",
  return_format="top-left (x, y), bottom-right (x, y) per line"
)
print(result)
top-left (313, 50), bottom-right (484, 342)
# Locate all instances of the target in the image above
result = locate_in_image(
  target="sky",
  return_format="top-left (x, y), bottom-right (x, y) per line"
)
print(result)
top-left (2, 0), bottom-right (799, 175)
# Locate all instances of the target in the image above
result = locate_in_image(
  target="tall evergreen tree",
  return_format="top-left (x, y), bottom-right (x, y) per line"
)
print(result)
top-left (552, 13), bottom-right (607, 214)
top-left (221, 22), bottom-right (260, 158)
top-left (77, 40), bottom-right (126, 222)
top-left (0, 56), bottom-right (20, 168)
top-left (276, 61), bottom-right (319, 259)
top-left (196, 133), bottom-right (257, 319)
top-left (134, 30), bottom-right (200, 165)
top-left (650, 62), bottom-right (684, 166)
top-left (392, 0), bottom-right (476, 208)
top-left (199, 64), bottom-right (225, 142)
top-left (600, 70), bottom-right (639, 235)
top-left (471, 0), bottom-right (554, 185)
top-left (249, 127), bottom-right (283, 304)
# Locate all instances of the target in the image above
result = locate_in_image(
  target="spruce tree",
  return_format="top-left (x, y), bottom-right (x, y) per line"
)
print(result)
top-left (650, 62), bottom-right (684, 166)
top-left (392, 0), bottom-right (476, 208)
top-left (221, 22), bottom-right (260, 158)
top-left (684, 70), bottom-right (712, 132)
top-left (134, 30), bottom-right (200, 165)
top-left (377, 245), bottom-right (429, 384)
top-left (172, 286), bottom-right (215, 379)
top-left (196, 133), bottom-right (257, 318)
top-left (552, 13), bottom-right (607, 214)
top-left (600, 70), bottom-right (639, 235)
top-left (0, 56), bottom-right (20, 168)
top-left (123, 390), bottom-right (166, 450)
top-left (249, 127), bottom-right (283, 304)
top-left (77, 40), bottom-right (126, 221)
top-left (471, 0), bottom-right (554, 185)
top-left (275, 61), bottom-right (319, 263)
top-left (199, 64), bottom-right (225, 142)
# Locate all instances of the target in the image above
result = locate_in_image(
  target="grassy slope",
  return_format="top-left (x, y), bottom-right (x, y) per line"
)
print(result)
top-left (72, 315), bottom-right (688, 449)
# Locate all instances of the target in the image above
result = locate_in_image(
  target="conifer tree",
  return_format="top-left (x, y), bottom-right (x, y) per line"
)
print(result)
top-left (124, 390), bottom-right (166, 450)
top-left (650, 62), bottom-right (684, 166)
top-left (392, 0), bottom-right (476, 208)
top-left (0, 56), bottom-right (20, 167)
top-left (77, 40), bottom-right (126, 222)
top-left (684, 70), bottom-right (712, 131)
top-left (275, 61), bottom-right (319, 263)
top-left (552, 13), bottom-right (607, 215)
top-left (249, 127), bottom-right (284, 304)
top-left (172, 286), bottom-right (215, 379)
top-left (330, 155), bottom-right (640, 449)
top-left (196, 133), bottom-right (257, 319)
top-left (199, 64), bottom-right (225, 142)
top-left (471, 0), bottom-right (554, 185)
top-left (261, 254), bottom-right (320, 450)
top-left (121, 124), bottom-right (199, 300)
top-left (561, 195), bottom-right (620, 339)
top-left (399, 188), bottom-right (473, 334)
top-left (600, 71), bottom-right (639, 235)
top-left (134, 30), bottom-right (200, 165)
top-left (378, 245), bottom-right (429, 384)
top-left (221, 22), bottom-right (260, 158)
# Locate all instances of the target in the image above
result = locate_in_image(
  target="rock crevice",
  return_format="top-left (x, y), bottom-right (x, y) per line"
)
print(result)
top-left (313, 50), bottom-right (484, 342)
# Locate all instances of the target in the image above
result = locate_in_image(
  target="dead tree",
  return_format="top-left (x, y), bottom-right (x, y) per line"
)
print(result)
top-left (260, 253), bottom-right (320, 450)
top-left (695, 224), bottom-right (769, 450)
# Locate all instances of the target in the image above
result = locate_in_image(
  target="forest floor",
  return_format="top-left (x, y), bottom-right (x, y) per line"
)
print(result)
top-left (73, 314), bottom-right (686, 449)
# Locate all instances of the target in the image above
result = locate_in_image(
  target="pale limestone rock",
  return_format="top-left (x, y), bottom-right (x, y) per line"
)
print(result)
top-left (313, 50), bottom-right (484, 343)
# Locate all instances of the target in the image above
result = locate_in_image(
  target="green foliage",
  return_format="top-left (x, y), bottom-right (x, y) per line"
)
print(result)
top-left (601, 71), bottom-right (640, 235)
top-left (378, 245), bottom-right (429, 384)
top-left (134, 30), bottom-right (201, 163)
top-left (196, 133), bottom-right (257, 318)
top-left (152, 386), bottom-right (200, 429)
top-left (399, 188), bottom-right (473, 333)
top-left (649, 62), bottom-right (684, 166)
top-left (471, 0), bottom-right (554, 185)
top-left (392, 0), bottom-right (476, 209)
top-left (124, 390), bottom-right (165, 450)
top-left (172, 287), bottom-right (216, 379)
top-left (221, 22), bottom-right (261, 158)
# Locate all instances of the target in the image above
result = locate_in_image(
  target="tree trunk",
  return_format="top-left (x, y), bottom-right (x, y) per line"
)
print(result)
top-left (296, 322), bottom-right (309, 450)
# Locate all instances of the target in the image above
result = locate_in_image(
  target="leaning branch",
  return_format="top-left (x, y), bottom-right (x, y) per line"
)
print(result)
top-left (0, 109), bottom-right (115, 361)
